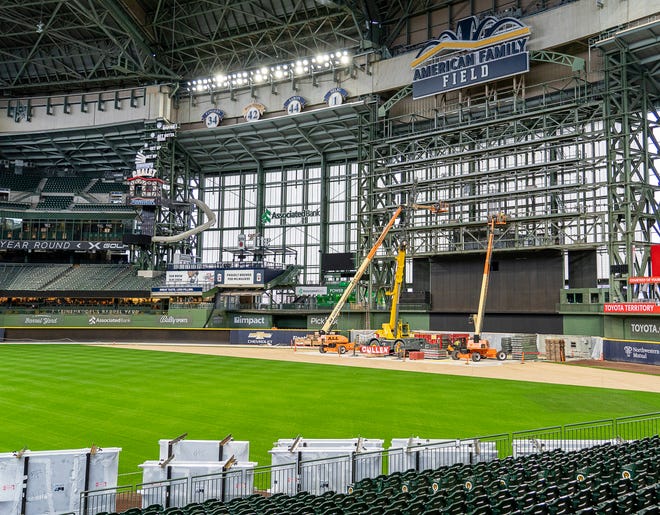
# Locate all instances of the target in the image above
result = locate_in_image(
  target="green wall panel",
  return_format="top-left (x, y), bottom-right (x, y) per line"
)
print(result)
top-left (563, 315), bottom-right (604, 337)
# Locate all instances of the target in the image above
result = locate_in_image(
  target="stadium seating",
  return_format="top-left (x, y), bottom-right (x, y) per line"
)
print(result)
top-left (43, 264), bottom-right (128, 290)
top-left (87, 180), bottom-right (129, 194)
top-left (0, 263), bottom-right (71, 290)
top-left (0, 200), bottom-right (30, 210)
top-left (97, 435), bottom-right (659, 515)
top-left (0, 174), bottom-right (42, 193)
top-left (42, 176), bottom-right (91, 194)
top-left (72, 203), bottom-right (133, 212)
top-left (35, 195), bottom-right (74, 210)
top-left (0, 263), bottom-right (30, 289)
top-left (0, 263), bottom-right (166, 294)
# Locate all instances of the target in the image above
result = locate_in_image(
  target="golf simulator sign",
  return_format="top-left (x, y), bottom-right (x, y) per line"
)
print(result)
top-left (411, 15), bottom-right (530, 99)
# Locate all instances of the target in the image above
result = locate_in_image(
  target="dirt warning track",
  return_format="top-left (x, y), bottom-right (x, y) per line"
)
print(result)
top-left (103, 343), bottom-right (660, 394)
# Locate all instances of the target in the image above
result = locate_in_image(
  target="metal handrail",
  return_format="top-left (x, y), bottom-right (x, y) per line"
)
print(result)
top-left (79, 412), bottom-right (659, 514)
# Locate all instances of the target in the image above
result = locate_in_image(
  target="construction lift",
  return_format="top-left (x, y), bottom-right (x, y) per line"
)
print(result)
top-left (449, 213), bottom-right (508, 362)
top-left (310, 200), bottom-right (446, 354)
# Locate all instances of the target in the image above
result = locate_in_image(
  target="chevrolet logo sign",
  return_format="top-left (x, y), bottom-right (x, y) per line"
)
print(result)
top-left (248, 332), bottom-right (272, 339)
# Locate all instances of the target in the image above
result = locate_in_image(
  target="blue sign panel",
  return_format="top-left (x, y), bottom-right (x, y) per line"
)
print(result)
top-left (230, 329), bottom-right (310, 346)
top-left (152, 286), bottom-right (203, 294)
top-left (603, 339), bottom-right (660, 366)
top-left (413, 51), bottom-right (528, 99)
top-left (411, 15), bottom-right (531, 99)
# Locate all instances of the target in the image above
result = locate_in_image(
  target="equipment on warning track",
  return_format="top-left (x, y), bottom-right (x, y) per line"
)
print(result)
top-left (449, 213), bottom-right (508, 362)
top-left (318, 334), bottom-right (355, 354)
top-left (366, 241), bottom-right (427, 354)
top-left (305, 198), bottom-right (446, 354)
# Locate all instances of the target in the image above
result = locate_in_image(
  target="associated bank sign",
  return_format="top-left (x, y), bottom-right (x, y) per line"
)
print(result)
top-left (411, 15), bottom-right (530, 99)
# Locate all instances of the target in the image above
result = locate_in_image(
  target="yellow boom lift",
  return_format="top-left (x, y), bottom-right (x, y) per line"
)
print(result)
top-left (366, 239), bottom-right (425, 354)
top-left (314, 201), bottom-right (445, 354)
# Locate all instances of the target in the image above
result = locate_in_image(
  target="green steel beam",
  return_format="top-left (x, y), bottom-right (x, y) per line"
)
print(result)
top-left (530, 50), bottom-right (585, 72)
top-left (378, 85), bottom-right (413, 117)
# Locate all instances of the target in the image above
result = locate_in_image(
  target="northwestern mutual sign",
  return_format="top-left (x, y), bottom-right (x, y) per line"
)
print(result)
top-left (411, 16), bottom-right (530, 99)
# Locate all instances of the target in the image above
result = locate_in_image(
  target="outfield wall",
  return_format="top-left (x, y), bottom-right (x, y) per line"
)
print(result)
top-left (0, 327), bottom-right (311, 346)
top-left (603, 339), bottom-right (660, 366)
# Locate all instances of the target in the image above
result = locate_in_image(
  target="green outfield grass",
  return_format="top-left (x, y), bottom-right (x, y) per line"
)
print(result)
top-left (0, 344), bottom-right (658, 481)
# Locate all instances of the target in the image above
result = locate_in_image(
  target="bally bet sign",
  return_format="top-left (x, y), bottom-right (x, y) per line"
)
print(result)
top-left (411, 15), bottom-right (530, 99)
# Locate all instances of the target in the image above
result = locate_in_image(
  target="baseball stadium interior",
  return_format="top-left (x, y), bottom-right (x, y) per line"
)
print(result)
top-left (0, 0), bottom-right (659, 514)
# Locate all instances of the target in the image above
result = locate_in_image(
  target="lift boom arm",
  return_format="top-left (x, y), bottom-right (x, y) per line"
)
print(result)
top-left (381, 242), bottom-right (407, 339)
top-left (473, 214), bottom-right (506, 340)
top-left (320, 206), bottom-right (403, 334)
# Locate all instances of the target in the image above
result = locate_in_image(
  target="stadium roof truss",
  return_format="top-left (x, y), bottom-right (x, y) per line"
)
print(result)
top-left (177, 100), bottom-right (374, 172)
top-left (0, 121), bottom-right (145, 176)
top-left (0, 0), bottom-right (456, 97)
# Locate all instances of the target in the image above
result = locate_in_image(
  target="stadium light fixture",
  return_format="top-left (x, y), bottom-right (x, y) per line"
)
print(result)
top-left (185, 49), bottom-right (353, 94)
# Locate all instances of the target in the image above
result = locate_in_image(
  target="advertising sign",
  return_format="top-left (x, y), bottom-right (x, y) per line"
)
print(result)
top-left (166, 270), bottom-right (216, 285)
top-left (152, 286), bottom-right (204, 296)
top-left (411, 16), bottom-right (530, 99)
top-left (603, 339), bottom-right (660, 365)
top-left (215, 269), bottom-right (264, 286)
top-left (261, 208), bottom-right (320, 224)
top-left (603, 303), bottom-right (660, 314)
top-left (296, 286), bottom-right (328, 296)
top-left (228, 314), bottom-right (272, 328)
top-left (327, 285), bottom-right (347, 295)
top-left (0, 240), bottom-right (128, 251)
top-left (359, 345), bottom-right (391, 355)
top-left (627, 317), bottom-right (660, 340)
top-left (1, 310), bottom-right (210, 328)
top-left (307, 315), bottom-right (328, 328)
top-left (230, 329), bottom-right (309, 346)
top-left (628, 276), bottom-right (660, 284)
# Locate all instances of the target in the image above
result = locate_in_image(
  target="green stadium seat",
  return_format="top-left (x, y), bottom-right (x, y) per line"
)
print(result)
top-left (346, 501), bottom-right (370, 514)
top-left (521, 502), bottom-right (550, 515)
top-left (441, 500), bottom-right (468, 514)
top-left (594, 499), bottom-right (618, 515)
top-left (313, 500), bottom-right (339, 512)
top-left (381, 508), bottom-right (404, 515)
top-left (559, 480), bottom-right (578, 496)
top-left (637, 484), bottom-right (658, 509)
top-left (614, 477), bottom-right (634, 495)
top-left (290, 506), bottom-right (314, 515)
top-left (546, 494), bottom-right (573, 515)
top-left (590, 481), bottom-right (613, 503)
top-left (357, 491), bottom-right (378, 504)
top-left (492, 496), bottom-right (517, 514)
top-left (424, 494), bottom-right (445, 512)
top-left (515, 491), bottom-right (538, 510)
top-left (616, 492), bottom-right (639, 514)
top-left (405, 499), bottom-right (426, 515)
